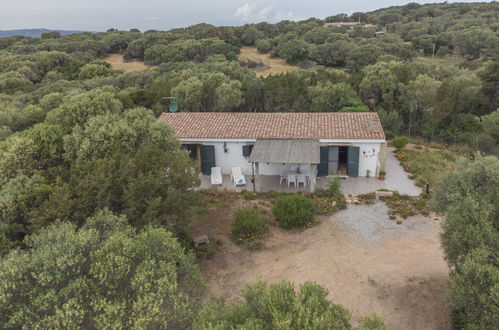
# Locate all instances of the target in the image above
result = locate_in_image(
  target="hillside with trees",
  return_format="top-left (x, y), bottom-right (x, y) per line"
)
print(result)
top-left (0, 2), bottom-right (498, 328)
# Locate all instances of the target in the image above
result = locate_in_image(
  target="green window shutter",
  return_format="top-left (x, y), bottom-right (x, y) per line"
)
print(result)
top-left (242, 145), bottom-right (253, 157)
top-left (347, 146), bottom-right (360, 177)
top-left (242, 145), bottom-right (250, 157)
top-left (317, 146), bottom-right (328, 177)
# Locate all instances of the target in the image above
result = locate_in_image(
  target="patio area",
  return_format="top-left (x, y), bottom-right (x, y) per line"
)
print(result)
top-left (340, 147), bottom-right (421, 196)
top-left (197, 148), bottom-right (421, 196)
top-left (198, 174), bottom-right (329, 193)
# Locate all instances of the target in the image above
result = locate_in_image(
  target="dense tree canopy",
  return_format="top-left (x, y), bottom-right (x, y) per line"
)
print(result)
top-left (432, 154), bottom-right (499, 328)
top-left (0, 210), bottom-right (206, 329)
top-left (0, 2), bottom-right (498, 150)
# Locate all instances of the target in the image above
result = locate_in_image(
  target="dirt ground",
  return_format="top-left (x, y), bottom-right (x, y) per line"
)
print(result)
top-left (196, 199), bottom-right (451, 330)
top-left (104, 54), bottom-right (148, 72)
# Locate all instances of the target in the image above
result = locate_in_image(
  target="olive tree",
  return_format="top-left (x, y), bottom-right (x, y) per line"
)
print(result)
top-left (431, 154), bottom-right (499, 329)
top-left (0, 210), bottom-right (206, 329)
top-left (431, 154), bottom-right (499, 269)
top-left (195, 281), bottom-right (387, 330)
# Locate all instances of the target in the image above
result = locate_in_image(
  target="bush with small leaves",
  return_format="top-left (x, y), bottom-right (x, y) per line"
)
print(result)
top-left (314, 177), bottom-right (342, 198)
top-left (272, 194), bottom-right (315, 229)
top-left (392, 136), bottom-right (409, 149)
top-left (232, 208), bottom-right (269, 245)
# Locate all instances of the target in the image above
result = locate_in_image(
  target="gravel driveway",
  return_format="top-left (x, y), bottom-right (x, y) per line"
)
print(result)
top-left (335, 202), bottom-right (435, 244)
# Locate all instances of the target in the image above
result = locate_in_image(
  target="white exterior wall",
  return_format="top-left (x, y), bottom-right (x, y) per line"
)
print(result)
top-left (208, 142), bottom-right (253, 175)
top-left (203, 142), bottom-right (297, 176)
top-left (356, 142), bottom-right (382, 177)
top-left (180, 138), bottom-right (384, 177)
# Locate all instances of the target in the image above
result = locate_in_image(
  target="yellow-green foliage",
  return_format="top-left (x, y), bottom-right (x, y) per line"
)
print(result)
top-left (395, 149), bottom-right (455, 187)
top-left (194, 281), bottom-right (388, 329)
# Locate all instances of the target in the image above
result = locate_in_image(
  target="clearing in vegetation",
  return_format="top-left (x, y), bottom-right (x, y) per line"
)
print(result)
top-left (194, 193), bottom-right (450, 330)
top-left (238, 47), bottom-right (298, 77)
top-left (416, 55), bottom-right (463, 66)
top-left (104, 54), bottom-right (148, 72)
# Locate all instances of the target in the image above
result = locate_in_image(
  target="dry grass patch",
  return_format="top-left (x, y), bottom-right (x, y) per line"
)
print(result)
top-left (416, 55), bottom-right (462, 66)
top-left (104, 54), bottom-right (148, 72)
top-left (238, 47), bottom-right (297, 77)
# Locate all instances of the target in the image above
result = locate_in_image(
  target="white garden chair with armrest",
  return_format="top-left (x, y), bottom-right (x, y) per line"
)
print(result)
top-left (297, 175), bottom-right (307, 188)
top-left (287, 174), bottom-right (297, 189)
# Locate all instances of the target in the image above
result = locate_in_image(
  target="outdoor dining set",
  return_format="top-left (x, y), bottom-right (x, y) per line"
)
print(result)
top-left (279, 168), bottom-right (316, 189)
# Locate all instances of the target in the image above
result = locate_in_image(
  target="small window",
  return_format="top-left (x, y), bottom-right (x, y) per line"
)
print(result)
top-left (242, 145), bottom-right (253, 157)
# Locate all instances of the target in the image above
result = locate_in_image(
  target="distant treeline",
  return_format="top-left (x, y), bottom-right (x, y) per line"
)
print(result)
top-left (0, 3), bottom-right (497, 328)
top-left (0, 29), bottom-right (90, 38)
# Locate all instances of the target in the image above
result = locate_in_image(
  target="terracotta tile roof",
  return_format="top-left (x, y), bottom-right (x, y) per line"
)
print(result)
top-left (157, 112), bottom-right (385, 140)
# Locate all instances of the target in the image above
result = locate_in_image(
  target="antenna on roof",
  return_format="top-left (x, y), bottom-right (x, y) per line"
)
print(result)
top-left (162, 96), bottom-right (178, 112)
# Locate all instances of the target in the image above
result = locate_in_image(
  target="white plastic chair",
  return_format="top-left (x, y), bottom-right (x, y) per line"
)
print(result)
top-left (287, 174), bottom-right (296, 189)
top-left (231, 167), bottom-right (246, 186)
top-left (297, 175), bottom-right (306, 188)
top-left (279, 171), bottom-right (288, 184)
top-left (210, 167), bottom-right (223, 185)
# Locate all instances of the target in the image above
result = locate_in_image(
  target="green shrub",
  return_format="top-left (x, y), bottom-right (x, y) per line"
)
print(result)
top-left (272, 194), bottom-right (315, 229)
top-left (232, 208), bottom-right (269, 245)
top-left (255, 39), bottom-right (272, 53)
top-left (359, 314), bottom-right (389, 330)
top-left (392, 136), bottom-right (409, 149)
top-left (314, 177), bottom-right (341, 198)
top-left (195, 281), bottom-right (383, 329)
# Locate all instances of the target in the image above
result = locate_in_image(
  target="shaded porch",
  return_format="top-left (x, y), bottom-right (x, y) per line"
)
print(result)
top-left (249, 139), bottom-right (320, 192)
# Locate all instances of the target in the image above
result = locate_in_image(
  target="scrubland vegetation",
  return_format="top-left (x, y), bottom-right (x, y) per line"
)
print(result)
top-left (0, 2), bottom-right (498, 328)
